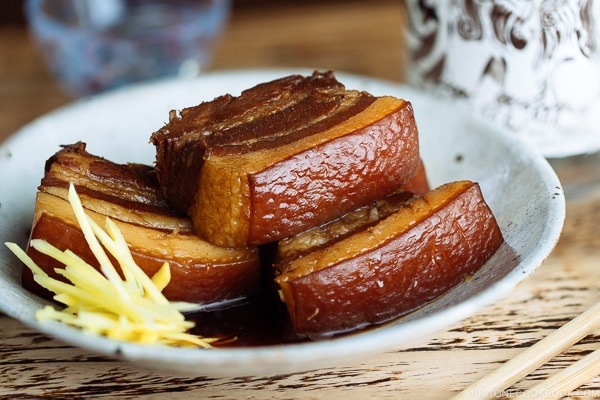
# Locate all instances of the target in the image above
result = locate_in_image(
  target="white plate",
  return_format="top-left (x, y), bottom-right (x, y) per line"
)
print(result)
top-left (0, 69), bottom-right (565, 377)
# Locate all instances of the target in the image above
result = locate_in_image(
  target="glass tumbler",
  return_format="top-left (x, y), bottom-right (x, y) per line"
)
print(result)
top-left (25, 0), bottom-right (231, 97)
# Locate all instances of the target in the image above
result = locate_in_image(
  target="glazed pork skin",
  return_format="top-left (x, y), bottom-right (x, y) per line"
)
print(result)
top-left (24, 143), bottom-right (261, 305)
top-left (274, 180), bottom-right (504, 337)
top-left (151, 71), bottom-right (421, 247)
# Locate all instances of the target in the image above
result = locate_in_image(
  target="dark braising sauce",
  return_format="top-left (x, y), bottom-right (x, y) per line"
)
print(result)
top-left (188, 293), bottom-right (307, 347)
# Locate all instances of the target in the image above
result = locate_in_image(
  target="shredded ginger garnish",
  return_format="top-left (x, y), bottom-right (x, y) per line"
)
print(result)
top-left (5, 183), bottom-right (222, 348)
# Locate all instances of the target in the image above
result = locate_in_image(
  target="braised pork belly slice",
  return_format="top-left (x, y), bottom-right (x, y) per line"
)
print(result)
top-left (151, 71), bottom-right (421, 247)
top-left (274, 180), bottom-right (504, 337)
top-left (24, 143), bottom-right (261, 305)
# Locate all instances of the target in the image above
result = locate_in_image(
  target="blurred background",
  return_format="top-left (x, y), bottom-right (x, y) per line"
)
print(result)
top-left (0, 0), bottom-right (404, 142)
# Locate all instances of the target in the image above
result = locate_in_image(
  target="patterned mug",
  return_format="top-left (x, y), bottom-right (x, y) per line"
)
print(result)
top-left (405, 0), bottom-right (600, 157)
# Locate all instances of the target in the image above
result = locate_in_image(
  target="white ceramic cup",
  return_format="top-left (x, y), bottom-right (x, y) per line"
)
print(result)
top-left (405, 0), bottom-right (600, 158)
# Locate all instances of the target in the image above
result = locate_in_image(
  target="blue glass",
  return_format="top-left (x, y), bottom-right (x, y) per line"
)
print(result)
top-left (25, 0), bottom-right (231, 97)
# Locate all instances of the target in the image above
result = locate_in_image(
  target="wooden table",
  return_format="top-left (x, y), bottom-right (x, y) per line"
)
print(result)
top-left (1, 1), bottom-right (599, 398)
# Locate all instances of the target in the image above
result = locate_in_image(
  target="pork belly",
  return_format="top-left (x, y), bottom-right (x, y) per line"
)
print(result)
top-left (274, 180), bottom-right (504, 337)
top-left (151, 71), bottom-right (421, 247)
top-left (24, 143), bottom-right (261, 305)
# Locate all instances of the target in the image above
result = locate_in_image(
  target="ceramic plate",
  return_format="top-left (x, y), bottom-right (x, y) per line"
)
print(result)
top-left (0, 69), bottom-right (565, 377)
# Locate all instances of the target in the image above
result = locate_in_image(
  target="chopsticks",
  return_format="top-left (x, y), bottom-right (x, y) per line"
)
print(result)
top-left (451, 299), bottom-right (600, 399)
top-left (512, 347), bottom-right (600, 399)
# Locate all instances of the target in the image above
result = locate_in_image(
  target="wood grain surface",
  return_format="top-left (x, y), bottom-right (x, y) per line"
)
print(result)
top-left (1, 1), bottom-right (599, 398)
